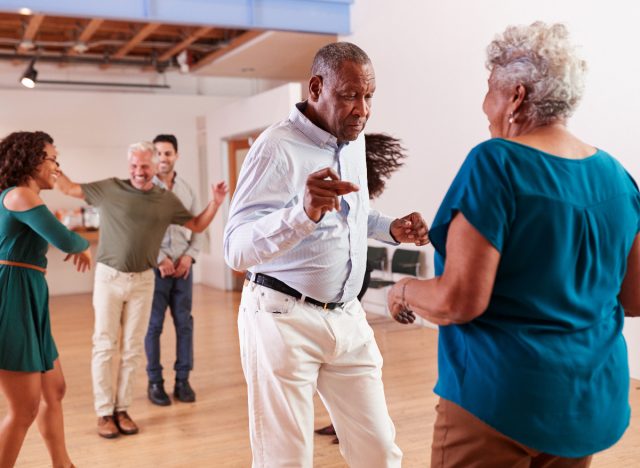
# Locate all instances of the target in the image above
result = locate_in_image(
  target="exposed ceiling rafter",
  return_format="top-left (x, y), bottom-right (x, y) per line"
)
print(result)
top-left (157, 26), bottom-right (212, 62)
top-left (0, 10), bottom-right (337, 83)
top-left (67, 18), bottom-right (103, 56)
top-left (18, 13), bottom-right (44, 52)
top-left (111, 22), bottom-right (160, 60)
top-left (22, 13), bottom-right (44, 40)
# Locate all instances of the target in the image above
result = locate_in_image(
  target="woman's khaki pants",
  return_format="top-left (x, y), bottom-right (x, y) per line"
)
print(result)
top-left (431, 398), bottom-right (592, 468)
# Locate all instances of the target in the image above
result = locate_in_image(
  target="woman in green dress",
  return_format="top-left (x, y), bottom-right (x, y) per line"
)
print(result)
top-left (0, 131), bottom-right (92, 468)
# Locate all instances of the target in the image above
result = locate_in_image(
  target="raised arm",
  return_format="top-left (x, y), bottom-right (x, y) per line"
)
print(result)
top-left (55, 171), bottom-right (85, 199)
top-left (620, 234), bottom-right (640, 317)
top-left (182, 181), bottom-right (228, 233)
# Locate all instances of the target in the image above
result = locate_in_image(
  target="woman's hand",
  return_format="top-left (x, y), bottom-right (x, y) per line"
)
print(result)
top-left (390, 302), bottom-right (416, 324)
top-left (64, 248), bottom-right (92, 272)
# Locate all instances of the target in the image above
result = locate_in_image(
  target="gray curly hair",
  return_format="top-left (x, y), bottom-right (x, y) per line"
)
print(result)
top-left (486, 22), bottom-right (587, 125)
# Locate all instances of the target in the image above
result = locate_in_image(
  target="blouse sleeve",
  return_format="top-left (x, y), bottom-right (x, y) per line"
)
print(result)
top-left (12, 205), bottom-right (90, 253)
top-left (429, 140), bottom-right (515, 256)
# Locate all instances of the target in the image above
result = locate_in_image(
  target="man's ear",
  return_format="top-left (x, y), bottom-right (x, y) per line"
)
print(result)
top-left (308, 75), bottom-right (323, 102)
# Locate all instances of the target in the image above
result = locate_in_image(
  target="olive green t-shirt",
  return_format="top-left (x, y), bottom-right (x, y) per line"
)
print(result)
top-left (81, 178), bottom-right (193, 272)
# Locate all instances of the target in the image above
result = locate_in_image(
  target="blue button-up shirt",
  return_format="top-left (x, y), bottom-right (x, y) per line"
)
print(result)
top-left (153, 174), bottom-right (204, 264)
top-left (224, 102), bottom-right (396, 303)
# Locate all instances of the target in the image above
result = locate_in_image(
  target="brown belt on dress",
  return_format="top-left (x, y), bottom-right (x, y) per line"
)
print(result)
top-left (0, 260), bottom-right (46, 274)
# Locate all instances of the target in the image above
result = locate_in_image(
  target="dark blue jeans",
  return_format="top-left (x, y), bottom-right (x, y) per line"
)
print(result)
top-left (145, 269), bottom-right (194, 382)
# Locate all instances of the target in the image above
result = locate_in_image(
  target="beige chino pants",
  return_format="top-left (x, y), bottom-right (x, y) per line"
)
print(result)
top-left (91, 262), bottom-right (155, 416)
top-left (238, 281), bottom-right (403, 468)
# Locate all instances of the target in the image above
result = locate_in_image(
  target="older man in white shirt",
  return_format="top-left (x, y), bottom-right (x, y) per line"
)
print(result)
top-left (224, 42), bottom-right (428, 468)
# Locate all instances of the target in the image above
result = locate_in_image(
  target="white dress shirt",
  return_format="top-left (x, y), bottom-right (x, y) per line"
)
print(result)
top-left (224, 102), bottom-right (396, 303)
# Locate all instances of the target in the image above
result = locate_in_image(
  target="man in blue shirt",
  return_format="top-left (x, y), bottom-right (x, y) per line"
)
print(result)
top-left (224, 42), bottom-right (428, 468)
top-left (145, 134), bottom-right (228, 406)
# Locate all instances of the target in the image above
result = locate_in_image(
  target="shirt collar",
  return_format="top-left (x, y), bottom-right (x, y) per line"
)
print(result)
top-left (290, 101), bottom-right (346, 150)
top-left (153, 172), bottom-right (177, 190)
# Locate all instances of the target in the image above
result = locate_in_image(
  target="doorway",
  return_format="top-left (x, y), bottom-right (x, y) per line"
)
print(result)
top-left (226, 135), bottom-right (258, 291)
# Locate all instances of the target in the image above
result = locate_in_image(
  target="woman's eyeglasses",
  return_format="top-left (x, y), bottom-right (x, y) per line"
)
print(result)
top-left (43, 157), bottom-right (60, 168)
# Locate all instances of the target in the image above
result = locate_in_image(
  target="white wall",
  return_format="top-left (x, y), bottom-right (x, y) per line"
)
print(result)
top-left (0, 88), bottom-right (238, 294)
top-left (345, 0), bottom-right (640, 376)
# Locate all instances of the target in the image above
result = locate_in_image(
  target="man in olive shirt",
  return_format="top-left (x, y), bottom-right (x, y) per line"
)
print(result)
top-left (56, 141), bottom-right (222, 439)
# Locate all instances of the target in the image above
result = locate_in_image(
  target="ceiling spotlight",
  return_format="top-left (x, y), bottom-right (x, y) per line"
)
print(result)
top-left (20, 59), bottom-right (37, 88)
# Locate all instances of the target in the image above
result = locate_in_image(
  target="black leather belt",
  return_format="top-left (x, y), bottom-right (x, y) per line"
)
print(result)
top-left (245, 272), bottom-right (344, 310)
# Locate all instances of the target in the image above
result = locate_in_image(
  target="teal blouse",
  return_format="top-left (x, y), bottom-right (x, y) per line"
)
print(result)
top-left (429, 138), bottom-right (640, 457)
top-left (0, 187), bottom-right (89, 371)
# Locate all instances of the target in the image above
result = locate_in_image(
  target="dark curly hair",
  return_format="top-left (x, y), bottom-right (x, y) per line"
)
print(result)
top-left (0, 131), bottom-right (54, 191)
top-left (365, 133), bottom-right (407, 199)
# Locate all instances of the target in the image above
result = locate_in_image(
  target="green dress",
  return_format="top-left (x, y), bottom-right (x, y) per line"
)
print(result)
top-left (0, 187), bottom-right (89, 372)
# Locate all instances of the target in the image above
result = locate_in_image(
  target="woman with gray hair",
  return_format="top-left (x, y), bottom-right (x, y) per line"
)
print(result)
top-left (388, 22), bottom-right (640, 466)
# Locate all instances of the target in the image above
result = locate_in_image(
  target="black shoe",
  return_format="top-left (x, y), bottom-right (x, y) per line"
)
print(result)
top-left (174, 379), bottom-right (196, 403)
top-left (315, 424), bottom-right (337, 436)
top-left (148, 381), bottom-right (171, 406)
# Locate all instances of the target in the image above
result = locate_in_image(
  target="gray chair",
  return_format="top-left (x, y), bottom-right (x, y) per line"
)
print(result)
top-left (367, 246), bottom-right (388, 272)
top-left (369, 248), bottom-right (420, 288)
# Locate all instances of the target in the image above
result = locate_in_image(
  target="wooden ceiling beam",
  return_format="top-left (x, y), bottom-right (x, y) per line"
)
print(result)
top-left (67, 18), bottom-right (104, 56)
top-left (190, 30), bottom-right (265, 72)
top-left (18, 14), bottom-right (44, 51)
top-left (78, 18), bottom-right (104, 42)
top-left (111, 22), bottom-right (160, 59)
top-left (157, 26), bottom-right (212, 62)
top-left (22, 14), bottom-right (44, 41)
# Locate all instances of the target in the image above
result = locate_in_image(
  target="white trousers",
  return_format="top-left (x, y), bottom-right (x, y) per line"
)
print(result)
top-left (91, 262), bottom-right (155, 416)
top-left (238, 282), bottom-right (403, 468)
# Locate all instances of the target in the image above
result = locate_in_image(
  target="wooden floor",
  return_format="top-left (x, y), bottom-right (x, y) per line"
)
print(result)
top-left (2, 285), bottom-right (640, 467)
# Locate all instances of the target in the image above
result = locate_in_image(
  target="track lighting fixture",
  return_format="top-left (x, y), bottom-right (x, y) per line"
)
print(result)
top-left (20, 58), bottom-right (37, 88)
top-left (18, 58), bottom-right (170, 90)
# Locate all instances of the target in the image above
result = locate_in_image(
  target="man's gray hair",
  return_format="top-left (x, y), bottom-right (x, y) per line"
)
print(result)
top-left (486, 22), bottom-right (587, 126)
top-left (127, 141), bottom-right (157, 163)
top-left (311, 42), bottom-right (371, 83)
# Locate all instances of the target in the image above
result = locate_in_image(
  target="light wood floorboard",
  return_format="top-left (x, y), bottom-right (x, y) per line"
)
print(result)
top-left (2, 285), bottom-right (639, 467)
